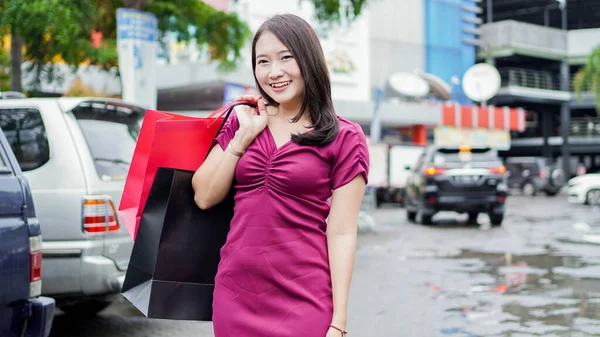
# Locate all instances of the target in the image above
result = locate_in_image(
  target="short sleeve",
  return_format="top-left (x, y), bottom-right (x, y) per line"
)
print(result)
top-left (331, 124), bottom-right (369, 189)
top-left (214, 112), bottom-right (240, 151)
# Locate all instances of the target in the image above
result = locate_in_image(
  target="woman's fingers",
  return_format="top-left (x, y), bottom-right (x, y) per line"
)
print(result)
top-left (257, 98), bottom-right (268, 116)
top-left (235, 95), bottom-right (263, 103)
top-left (234, 105), bottom-right (251, 126)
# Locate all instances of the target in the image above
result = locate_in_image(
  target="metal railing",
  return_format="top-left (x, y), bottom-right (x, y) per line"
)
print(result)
top-left (499, 68), bottom-right (561, 91)
top-left (498, 67), bottom-right (593, 93)
top-left (570, 118), bottom-right (600, 137)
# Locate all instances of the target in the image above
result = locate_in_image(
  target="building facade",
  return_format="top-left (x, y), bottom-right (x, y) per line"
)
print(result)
top-left (478, 0), bottom-right (600, 175)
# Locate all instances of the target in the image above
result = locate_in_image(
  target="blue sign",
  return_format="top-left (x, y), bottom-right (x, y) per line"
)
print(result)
top-left (117, 8), bottom-right (158, 42)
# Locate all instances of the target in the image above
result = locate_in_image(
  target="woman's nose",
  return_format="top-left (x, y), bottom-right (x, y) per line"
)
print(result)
top-left (269, 63), bottom-right (284, 78)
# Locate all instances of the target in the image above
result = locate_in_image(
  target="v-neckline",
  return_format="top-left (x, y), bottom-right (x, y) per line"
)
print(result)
top-left (265, 126), bottom-right (293, 152)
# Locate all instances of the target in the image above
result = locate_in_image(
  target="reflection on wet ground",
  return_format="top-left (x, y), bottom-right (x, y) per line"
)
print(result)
top-left (416, 199), bottom-right (600, 337)
top-left (438, 249), bottom-right (600, 336)
top-left (348, 196), bottom-right (600, 336)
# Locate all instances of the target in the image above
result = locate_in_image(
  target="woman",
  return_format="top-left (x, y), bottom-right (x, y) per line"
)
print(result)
top-left (192, 13), bottom-right (369, 337)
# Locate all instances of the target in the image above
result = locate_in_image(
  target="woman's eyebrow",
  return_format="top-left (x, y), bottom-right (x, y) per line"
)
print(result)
top-left (256, 50), bottom-right (291, 59)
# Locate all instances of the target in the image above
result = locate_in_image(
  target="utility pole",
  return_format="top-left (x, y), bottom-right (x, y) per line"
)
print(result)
top-left (486, 0), bottom-right (495, 66)
top-left (559, 1), bottom-right (571, 178)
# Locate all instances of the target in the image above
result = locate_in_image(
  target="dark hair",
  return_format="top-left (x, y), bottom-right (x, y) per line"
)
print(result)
top-left (252, 14), bottom-right (339, 146)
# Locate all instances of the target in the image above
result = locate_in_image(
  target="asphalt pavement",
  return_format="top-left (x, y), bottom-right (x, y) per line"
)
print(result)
top-left (49, 194), bottom-right (600, 337)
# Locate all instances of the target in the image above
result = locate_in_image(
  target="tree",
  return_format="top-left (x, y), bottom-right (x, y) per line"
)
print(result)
top-left (573, 45), bottom-right (600, 115)
top-left (0, 0), bottom-right (369, 93)
top-left (0, 0), bottom-right (106, 92)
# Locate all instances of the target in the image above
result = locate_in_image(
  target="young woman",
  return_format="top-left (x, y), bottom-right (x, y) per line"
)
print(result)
top-left (192, 13), bottom-right (369, 337)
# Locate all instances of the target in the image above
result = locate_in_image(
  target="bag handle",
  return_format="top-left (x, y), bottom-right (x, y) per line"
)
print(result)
top-left (208, 100), bottom-right (257, 129)
top-left (207, 101), bottom-right (257, 158)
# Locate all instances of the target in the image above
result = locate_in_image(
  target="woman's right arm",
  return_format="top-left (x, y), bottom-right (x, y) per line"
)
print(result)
top-left (192, 97), bottom-right (269, 209)
top-left (192, 135), bottom-right (245, 210)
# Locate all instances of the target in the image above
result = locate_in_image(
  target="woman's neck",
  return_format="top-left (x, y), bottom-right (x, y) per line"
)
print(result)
top-left (278, 100), bottom-right (308, 123)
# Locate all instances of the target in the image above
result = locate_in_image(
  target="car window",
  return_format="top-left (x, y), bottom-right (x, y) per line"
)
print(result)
top-left (0, 144), bottom-right (11, 174)
top-left (433, 148), bottom-right (500, 168)
top-left (70, 102), bottom-right (144, 180)
top-left (0, 108), bottom-right (50, 171)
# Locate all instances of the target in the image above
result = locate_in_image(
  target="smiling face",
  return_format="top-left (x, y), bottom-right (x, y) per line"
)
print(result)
top-left (253, 31), bottom-right (304, 108)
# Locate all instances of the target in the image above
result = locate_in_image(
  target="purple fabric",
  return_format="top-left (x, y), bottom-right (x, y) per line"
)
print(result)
top-left (212, 114), bottom-right (369, 337)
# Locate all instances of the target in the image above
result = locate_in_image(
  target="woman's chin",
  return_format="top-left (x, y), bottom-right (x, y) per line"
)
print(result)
top-left (267, 93), bottom-right (301, 107)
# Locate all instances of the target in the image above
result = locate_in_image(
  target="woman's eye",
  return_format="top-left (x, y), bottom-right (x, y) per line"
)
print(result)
top-left (257, 59), bottom-right (267, 65)
top-left (282, 55), bottom-right (293, 60)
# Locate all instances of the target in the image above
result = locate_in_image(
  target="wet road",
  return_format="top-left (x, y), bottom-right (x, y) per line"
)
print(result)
top-left (49, 195), bottom-right (600, 337)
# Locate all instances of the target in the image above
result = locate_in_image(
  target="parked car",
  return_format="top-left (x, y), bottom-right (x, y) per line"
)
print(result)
top-left (567, 174), bottom-right (600, 206)
top-left (0, 97), bottom-right (145, 317)
top-left (504, 157), bottom-right (565, 196)
top-left (0, 127), bottom-right (55, 336)
top-left (404, 145), bottom-right (508, 226)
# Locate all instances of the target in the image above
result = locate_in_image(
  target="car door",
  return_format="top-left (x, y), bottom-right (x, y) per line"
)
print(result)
top-left (506, 162), bottom-right (522, 189)
top-left (406, 151), bottom-right (427, 204)
top-left (0, 129), bottom-right (30, 306)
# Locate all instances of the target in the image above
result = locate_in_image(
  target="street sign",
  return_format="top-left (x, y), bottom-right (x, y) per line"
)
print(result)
top-left (117, 8), bottom-right (158, 109)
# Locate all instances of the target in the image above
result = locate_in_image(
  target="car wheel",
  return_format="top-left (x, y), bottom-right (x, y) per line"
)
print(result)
top-left (417, 210), bottom-right (434, 225)
top-left (407, 210), bottom-right (417, 222)
top-left (467, 212), bottom-right (479, 224)
top-left (59, 299), bottom-right (111, 318)
top-left (489, 213), bottom-right (504, 227)
top-left (586, 189), bottom-right (600, 206)
top-left (522, 182), bottom-right (536, 196)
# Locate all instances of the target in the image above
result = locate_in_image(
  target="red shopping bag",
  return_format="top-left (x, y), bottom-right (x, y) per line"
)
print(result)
top-left (119, 101), bottom-right (253, 240)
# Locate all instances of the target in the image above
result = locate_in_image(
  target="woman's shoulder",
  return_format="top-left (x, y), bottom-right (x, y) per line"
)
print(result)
top-left (334, 116), bottom-right (366, 142)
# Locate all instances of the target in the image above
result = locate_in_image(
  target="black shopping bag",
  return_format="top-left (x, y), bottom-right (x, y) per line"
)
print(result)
top-left (121, 167), bottom-right (233, 321)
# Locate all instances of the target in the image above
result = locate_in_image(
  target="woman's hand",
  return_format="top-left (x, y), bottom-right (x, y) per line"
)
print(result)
top-left (230, 95), bottom-right (270, 152)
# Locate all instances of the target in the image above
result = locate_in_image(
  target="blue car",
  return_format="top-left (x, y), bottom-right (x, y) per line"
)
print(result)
top-left (0, 127), bottom-right (55, 337)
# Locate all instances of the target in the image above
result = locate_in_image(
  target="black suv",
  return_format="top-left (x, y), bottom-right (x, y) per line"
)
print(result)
top-left (405, 146), bottom-right (508, 226)
top-left (505, 157), bottom-right (565, 196)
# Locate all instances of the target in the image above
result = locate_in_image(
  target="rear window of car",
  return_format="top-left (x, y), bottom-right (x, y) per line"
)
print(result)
top-left (0, 108), bottom-right (50, 171)
top-left (71, 102), bottom-right (144, 181)
top-left (433, 148), bottom-right (500, 167)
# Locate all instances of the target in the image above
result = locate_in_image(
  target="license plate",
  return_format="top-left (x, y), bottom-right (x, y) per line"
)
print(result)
top-left (455, 175), bottom-right (478, 183)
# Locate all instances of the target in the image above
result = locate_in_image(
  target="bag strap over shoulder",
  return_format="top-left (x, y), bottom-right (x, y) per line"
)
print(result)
top-left (207, 101), bottom-right (257, 159)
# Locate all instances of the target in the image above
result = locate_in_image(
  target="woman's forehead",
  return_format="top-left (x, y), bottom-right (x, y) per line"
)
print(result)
top-left (256, 31), bottom-right (288, 55)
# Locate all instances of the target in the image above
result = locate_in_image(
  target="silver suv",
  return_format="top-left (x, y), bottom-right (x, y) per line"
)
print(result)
top-left (0, 97), bottom-right (144, 316)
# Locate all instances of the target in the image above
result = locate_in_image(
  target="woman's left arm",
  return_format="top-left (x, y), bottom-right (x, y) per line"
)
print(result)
top-left (326, 175), bottom-right (366, 333)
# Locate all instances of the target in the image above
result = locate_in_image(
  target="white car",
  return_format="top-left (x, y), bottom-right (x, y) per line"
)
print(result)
top-left (568, 174), bottom-right (600, 205)
top-left (0, 97), bottom-right (144, 316)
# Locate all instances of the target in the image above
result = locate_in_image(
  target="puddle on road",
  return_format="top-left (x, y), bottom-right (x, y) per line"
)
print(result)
top-left (434, 249), bottom-right (600, 336)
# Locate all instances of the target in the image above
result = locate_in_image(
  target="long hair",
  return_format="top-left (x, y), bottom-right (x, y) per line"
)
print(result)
top-left (251, 14), bottom-right (339, 146)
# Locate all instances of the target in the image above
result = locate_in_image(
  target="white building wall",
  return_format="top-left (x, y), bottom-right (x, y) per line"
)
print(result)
top-left (368, 0), bottom-right (426, 87)
top-left (568, 28), bottom-right (600, 62)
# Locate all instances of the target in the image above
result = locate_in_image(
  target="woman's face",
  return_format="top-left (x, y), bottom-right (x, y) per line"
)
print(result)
top-left (254, 31), bottom-right (304, 107)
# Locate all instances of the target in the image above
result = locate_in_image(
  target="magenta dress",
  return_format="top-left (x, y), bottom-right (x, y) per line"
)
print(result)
top-left (212, 113), bottom-right (369, 337)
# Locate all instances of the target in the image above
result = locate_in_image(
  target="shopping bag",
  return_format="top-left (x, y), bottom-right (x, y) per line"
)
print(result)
top-left (121, 167), bottom-right (233, 321)
top-left (119, 101), bottom-right (252, 240)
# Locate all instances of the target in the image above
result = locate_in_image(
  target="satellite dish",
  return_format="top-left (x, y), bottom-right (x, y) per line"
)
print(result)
top-left (419, 73), bottom-right (451, 101)
top-left (388, 72), bottom-right (430, 98)
top-left (462, 63), bottom-right (501, 102)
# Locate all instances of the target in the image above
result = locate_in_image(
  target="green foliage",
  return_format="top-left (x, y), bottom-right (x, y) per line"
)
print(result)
top-left (145, 0), bottom-right (251, 71)
top-left (0, 0), bottom-right (370, 90)
top-left (310, 0), bottom-right (368, 25)
top-left (0, 0), bottom-right (105, 90)
top-left (573, 46), bottom-right (600, 115)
